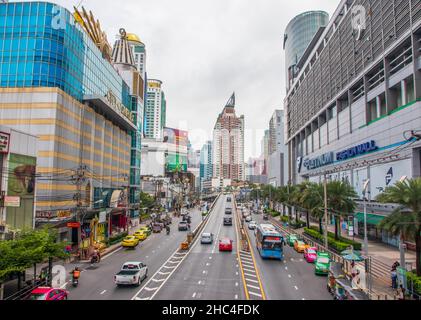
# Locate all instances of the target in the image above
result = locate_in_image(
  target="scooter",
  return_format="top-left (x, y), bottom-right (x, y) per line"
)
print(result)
top-left (166, 228), bottom-right (170, 235)
top-left (71, 276), bottom-right (79, 287)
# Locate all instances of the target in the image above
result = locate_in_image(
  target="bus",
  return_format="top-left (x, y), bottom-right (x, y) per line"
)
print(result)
top-left (255, 224), bottom-right (284, 260)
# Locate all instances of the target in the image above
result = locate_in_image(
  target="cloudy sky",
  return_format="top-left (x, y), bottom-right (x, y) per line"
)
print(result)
top-left (37, 0), bottom-right (338, 158)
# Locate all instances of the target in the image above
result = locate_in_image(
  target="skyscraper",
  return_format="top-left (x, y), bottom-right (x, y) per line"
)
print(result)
top-left (212, 93), bottom-right (245, 183)
top-left (267, 110), bottom-right (288, 186)
top-left (126, 33), bottom-right (146, 82)
top-left (200, 141), bottom-right (213, 190)
top-left (145, 79), bottom-right (166, 139)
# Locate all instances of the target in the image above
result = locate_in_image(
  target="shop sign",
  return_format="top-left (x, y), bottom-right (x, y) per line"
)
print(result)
top-left (67, 222), bottom-right (81, 228)
top-left (4, 196), bottom-right (20, 207)
top-left (36, 211), bottom-right (56, 219)
top-left (57, 210), bottom-right (71, 218)
top-left (0, 132), bottom-right (10, 154)
top-left (99, 211), bottom-right (107, 223)
top-left (303, 152), bottom-right (334, 170)
top-left (105, 90), bottom-right (134, 123)
top-left (336, 140), bottom-right (377, 161)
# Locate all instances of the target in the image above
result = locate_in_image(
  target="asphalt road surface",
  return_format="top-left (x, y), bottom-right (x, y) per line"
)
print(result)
top-left (64, 208), bottom-right (202, 300)
top-left (152, 194), bottom-right (245, 300)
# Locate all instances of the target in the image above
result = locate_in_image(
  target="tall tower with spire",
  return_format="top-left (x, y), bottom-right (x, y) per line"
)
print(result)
top-left (212, 93), bottom-right (245, 183)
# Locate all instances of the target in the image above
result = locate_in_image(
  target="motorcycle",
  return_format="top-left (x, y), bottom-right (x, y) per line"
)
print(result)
top-left (166, 228), bottom-right (170, 235)
top-left (90, 255), bottom-right (100, 264)
top-left (71, 276), bottom-right (79, 287)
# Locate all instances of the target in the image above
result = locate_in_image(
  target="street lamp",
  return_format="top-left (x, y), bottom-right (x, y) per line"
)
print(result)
top-left (398, 176), bottom-right (408, 270)
top-left (362, 179), bottom-right (370, 256)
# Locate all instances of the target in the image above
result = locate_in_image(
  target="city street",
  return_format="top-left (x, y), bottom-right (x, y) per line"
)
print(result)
top-left (63, 209), bottom-right (202, 300)
top-left (152, 195), bottom-right (245, 300)
top-left (244, 209), bottom-right (332, 300)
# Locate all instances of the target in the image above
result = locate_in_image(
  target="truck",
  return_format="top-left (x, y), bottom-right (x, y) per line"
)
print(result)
top-left (114, 261), bottom-right (148, 286)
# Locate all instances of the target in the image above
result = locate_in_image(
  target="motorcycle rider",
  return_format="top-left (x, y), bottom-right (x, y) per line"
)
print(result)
top-left (166, 225), bottom-right (170, 235)
top-left (70, 267), bottom-right (80, 282)
top-left (91, 249), bottom-right (101, 263)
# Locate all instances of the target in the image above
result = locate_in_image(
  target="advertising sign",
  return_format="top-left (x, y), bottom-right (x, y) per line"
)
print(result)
top-left (348, 216), bottom-right (354, 237)
top-left (99, 211), bottom-right (107, 223)
top-left (67, 222), bottom-right (81, 228)
top-left (7, 154), bottom-right (36, 196)
top-left (4, 196), bottom-right (20, 207)
top-left (0, 131), bottom-right (10, 154)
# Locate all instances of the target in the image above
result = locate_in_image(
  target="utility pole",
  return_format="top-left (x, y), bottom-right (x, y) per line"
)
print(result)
top-left (72, 164), bottom-right (87, 257)
top-left (323, 172), bottom-right (328, 249)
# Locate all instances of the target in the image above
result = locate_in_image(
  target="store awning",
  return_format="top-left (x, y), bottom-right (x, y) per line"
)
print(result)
top-left (355, 212), bottom-right (386, 226)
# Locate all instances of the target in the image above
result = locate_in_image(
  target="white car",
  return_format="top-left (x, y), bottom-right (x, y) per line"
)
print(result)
top-left (248, 221), bottom-right (257, 230)
top-left (114, 262), bottom-right (148, 286)
top-left (245, 215), bottom-right (252, 222)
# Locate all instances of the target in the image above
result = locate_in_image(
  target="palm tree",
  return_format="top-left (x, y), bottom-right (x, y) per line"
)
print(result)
top-left (299, 182), bottom-right (324, 229)
top-left (326, 180), bottom-right (357, 240)
top-left (376, 178), bottom-right (421, 276)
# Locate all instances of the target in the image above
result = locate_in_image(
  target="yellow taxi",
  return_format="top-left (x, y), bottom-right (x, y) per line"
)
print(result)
top-left (294, 240), bottom-right (309, 253)
top-left (121, 235), bottom-right (139, 248)
top-left (139, 226), bottom-right (152, 236)
top-left (133, 230), bottom-right (147, 241)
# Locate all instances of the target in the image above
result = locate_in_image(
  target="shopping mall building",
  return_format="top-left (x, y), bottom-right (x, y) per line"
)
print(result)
top-left (285, 0), bottom-right (421, 246)
top-left (0, 2), bottom-right (143, 250)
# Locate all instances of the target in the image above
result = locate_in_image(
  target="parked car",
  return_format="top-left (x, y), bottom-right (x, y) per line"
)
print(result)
top-left (114, 262), bottom-right (148, 286)
top-left (304, 247), bottom-right (318, 263)
top-left (152, 224), bottom-right (162, 233)
top-left (315, 252), bottom-right (330, 275)
top-left (139, 226), bottom-right (152, 236)
top-left (219, 237), bottom-right (233, 252)
top-left (201, 232), bottom-right (214, 244)
top-left (178, 221), bottom-right (188, 231)
top-left (248, 221), bottom-right (257, 230)
top-left (223, 216), bottom-right (233, 226)
top-left (121, 236), bottom-right (139, 248)
top-left (30, 287), bottom-right (68, 300)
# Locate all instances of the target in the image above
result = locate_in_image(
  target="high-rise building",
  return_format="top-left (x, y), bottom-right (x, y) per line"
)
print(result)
top-left (112, 28), bottom-right (145, 218)
top-left (145, 79), bottom-right (166, 139)
top-left (267, 110), bottom-right (288, 186)
top-left (199, 141), bottom-right (213, 191)
top-left (283, 11), bottom-right (329, 92)
top-left (212, 93), bottom-right (245, 183)
top-left (0, 2), bottom-right (136, 244)
top-left (284, 0), bottom-right (421, 246)
top-left (126, 33), bottom-right (146, 82)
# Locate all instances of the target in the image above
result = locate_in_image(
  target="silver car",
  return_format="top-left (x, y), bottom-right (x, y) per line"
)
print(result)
top-left (248, 221), bottom-right (257, 230)
top-left (201, 232), bottom-right (214, 244)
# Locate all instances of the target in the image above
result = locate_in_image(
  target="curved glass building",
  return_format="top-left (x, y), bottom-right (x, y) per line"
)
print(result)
top-left (283, 11), bottom-right (329, 91)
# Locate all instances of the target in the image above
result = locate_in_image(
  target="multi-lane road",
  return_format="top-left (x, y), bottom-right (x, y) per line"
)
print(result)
top-left (63, 194), bottom-right (332, 300)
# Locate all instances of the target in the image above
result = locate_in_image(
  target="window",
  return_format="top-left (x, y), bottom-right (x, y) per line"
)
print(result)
top-left (367, 98), bottom-right (377, 122)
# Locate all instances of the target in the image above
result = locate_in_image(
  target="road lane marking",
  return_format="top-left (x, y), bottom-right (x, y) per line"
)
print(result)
top-left (143, 286), bottom-right (159, 291)
top-left (247, 283), bottom-right (261, 290)
top-left (60, 282), bottom-right (68, 289)
top-left (288, 274), bottom-right (292, 278)
top-left (100, 290), bottom-right (107, 295)
top-left (206, 262), bottom-right (210, 266)
top-left (285, 267), bottom-right (288, 270)
top-left (158, 271), bottom-right (170, 275)
top-left (151, 278), bottom-right (165, 283)
top-left (135, 297), bottom-right (150, 300)
top-left (249, 291), bottom-right (262, 297)
top-left (235, 294), bottom-right (238, 299)
top-left (162, 265), bottom-right (176, 269)
top-left (198, 281), bottom-right (201, 285)
top-left (146, 256), bottom-right (149, 259)
top-left (243, 272), bottom-right (257, 278)
top-left (235, 282), bottom-right (239, 287)
top-left (241, 261), bottom-right (254, 266)
top-left (294, 286), bottom-right (299, 290)
top-left (246, 278), bottom-right (259, 283)
top-left (242, 267), bottom-right (255, 273)
top-left (192, 292), bottom-right (197, 298)
top-left (102, 247), bottom-right (123, 260)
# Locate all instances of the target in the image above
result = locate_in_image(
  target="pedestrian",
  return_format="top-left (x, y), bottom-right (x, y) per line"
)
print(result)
top-left (397, 285), bottom-right (405, 300)
top-left (351, 260), bottom-right (357, 278)
top-left (391, 269), bottom-right (398, 289)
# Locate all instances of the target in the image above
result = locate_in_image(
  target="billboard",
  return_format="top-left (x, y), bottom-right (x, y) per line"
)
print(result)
top-left (7, 154), bottom-right (36, 196)
top-left (163, 127), bottom-right (188, 173)
top-left (163, 127), bottom-right (188, 147)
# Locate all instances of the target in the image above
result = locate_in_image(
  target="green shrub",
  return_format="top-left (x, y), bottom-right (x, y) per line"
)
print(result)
top-left (280, 216), bottom-right (290, 223)
top-left (406, 271), bottom-right (421, 295)
top-left (304, 228), bottom-right (355, 252)
top-left (106, 232), bottom-right (128, 246)
top-left (307, 226), bottom-right (362, 250)
top-left (289, 221), bottom-right (306, 229)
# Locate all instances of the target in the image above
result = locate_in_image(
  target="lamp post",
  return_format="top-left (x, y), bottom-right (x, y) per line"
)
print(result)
top-left (398, 176), bottom-right (408, 269)
top-left (362, 179), bottom-right (370, 256)
top-left (323, 173), bottom-right (329, 249)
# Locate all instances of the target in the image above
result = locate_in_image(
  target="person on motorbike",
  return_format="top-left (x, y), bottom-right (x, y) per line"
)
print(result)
top-left (166, 225), bottom-right (170, 235)
top-left (91, 249), bottom-right (101, 263)
top-left (70, 267), bottom-right (80, 280)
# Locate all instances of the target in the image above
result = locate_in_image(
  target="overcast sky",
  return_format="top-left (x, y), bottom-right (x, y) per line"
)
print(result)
top-left (31, 0), bottom-right (339, 158)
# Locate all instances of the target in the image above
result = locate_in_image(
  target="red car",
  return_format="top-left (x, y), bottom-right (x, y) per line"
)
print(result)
top-left (304, 247), bottom-right (318, 263)
top-left (219, 237), bottom-right (233, 252)
top-left (30, 287), bottom-right (68, 300)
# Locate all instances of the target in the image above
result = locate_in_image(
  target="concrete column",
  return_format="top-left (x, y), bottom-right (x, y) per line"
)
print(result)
top-left (401, 79), bottom-right (407, 106)
top-left (376, 96), bottom-right (381, 119)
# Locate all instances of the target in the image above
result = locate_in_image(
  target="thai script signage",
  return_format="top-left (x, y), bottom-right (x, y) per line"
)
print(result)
top-left (0, 132), bottom-right (10, 154)
top-left (4, 196), bottom-right (20, 207)
top-left (303, 152), bottom-right (334, 170)
top-left (105, 90), bottom-right (134, 123)
top-left (336, 140), bottom-right (377, 161)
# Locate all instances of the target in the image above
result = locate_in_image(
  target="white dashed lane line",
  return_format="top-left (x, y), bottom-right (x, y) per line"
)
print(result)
top-left (294, 286), bottom-right (299, 290)
top-left (100, 290), bottom-right (107, 295)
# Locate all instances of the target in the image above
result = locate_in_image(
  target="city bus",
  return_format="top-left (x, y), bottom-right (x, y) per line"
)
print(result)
top-left (255, 224), bottom-right (284, 260)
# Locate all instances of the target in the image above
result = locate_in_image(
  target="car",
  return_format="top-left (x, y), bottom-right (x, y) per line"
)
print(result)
top-left (315, 252), bottom-right (330, 275)
top-left (152, 224), bottom-right (162, 233)
top-left (286, 234), bottom-right (299, 246)
top-left (225, 207), bottom-right (232, 214)
top-left (121, 235), bottom-right (139, 248)
top-left (304, 247), bottom-right (318, 263)
top-left (201, 232), bottom-right (214, 244)
top-left (294, 240), bottom-right (308, 253)
top-left (263, 214), bottom-right (269, 220)
top-left (223, 216), bottom-right (233, 226)
top-left (114, 262), bottom-right (148, 286)
top-left (245, 215), bottom-right (252, 222)
top-left (139, 226), bottom-right (152, 236)
top-left (29, 287), bottom-right (68, 300)
top-left (219, 237), bottom-right (233, 252)
top-left (133, 230), bottom-right (147, 241)
top-left (182, 215), bottom-right (191, 223)
top-left (248, 221), bottom-right (257, 230)
top-left (178, 221), bottom-right (188, 231)
top-left (226, 197), bottom-right (232, 202)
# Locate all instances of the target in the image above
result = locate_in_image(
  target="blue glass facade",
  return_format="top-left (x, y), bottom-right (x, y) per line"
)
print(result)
top-left (0, 1), bottom-right (131, 111)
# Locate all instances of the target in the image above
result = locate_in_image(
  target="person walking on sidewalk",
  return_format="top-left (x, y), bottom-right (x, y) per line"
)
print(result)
top-left (391, 269), bottom-right (398, 289)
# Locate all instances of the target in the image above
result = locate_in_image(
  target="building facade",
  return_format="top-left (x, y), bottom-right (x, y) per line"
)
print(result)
top-left (212, 93), bottom-right (245, 183)
top-left (145, 79), bottom-right (166, 139)
top-left (199, 141), bottom-right (213, 191)
top-left (267, 110), bottom-right (288, 186)
top-left (0, 2), bottom-right (136, 247)
top-left (0, 125), bottom-right (37, 238)
top-left (285, 0), bottom-right (421, 245)
top-left (283, 11), bottom-right (329, 92)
